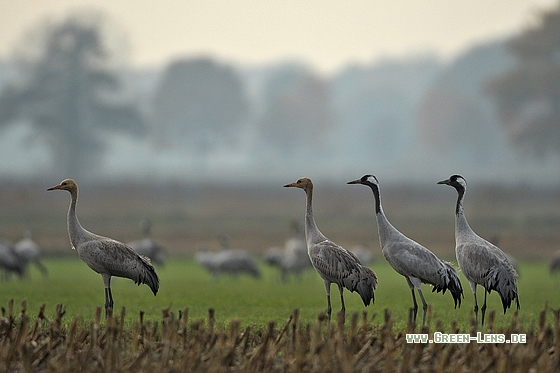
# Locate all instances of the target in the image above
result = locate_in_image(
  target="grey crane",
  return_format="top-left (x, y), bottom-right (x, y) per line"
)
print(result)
top-left (196, 235), bottom-right (261, 279)
top-left (127, 219), bottom-right (165, 266)
top-left (350, 245), bottom-right (374, 266)
top-left (14, 230), bottom-right (48, 277)
top-left (215, 234), bottom-right (261, 278)
top-left (0, 238), bottom-right (23, 279)
top-left (438, 175), bottom-right (519, 325)
top-left (348, 175), bottom-right (463, 326)
top-left (284, 177), bottom-right (377, 321)
top-left (264, 221), bottom-right (312, 282)
top-left (550, 250), bottom-right (560, 274)
top-left (282, 220), bottom-right (312, 279)
top-left (263, 246), bottom-right (284, 269)
top-left (48, 179), bottom-right (159, 317)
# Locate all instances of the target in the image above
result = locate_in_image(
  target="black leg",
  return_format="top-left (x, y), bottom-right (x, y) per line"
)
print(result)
top-left (105, 287), bottom-right (114, 318)
top-left (338, 284), bottom-right (346, 321)
top-left (473, 290), bottom-right (479, 325)
top-left (324, 280), bottom-right (332, 321)
top-left (481, 290), bottom-right (488, 326)
top-left (411, 287), bottom-right (418, 323)
top-left (417, 288), bottom-right (428, 327)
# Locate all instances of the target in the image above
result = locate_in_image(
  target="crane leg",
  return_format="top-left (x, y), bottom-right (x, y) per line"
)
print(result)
top-left (417, 288), bottom-right (428, 327)
top-left (102, 274), bottom-right (114, 318)
top-left (473, 291), bottom-right (479, 325)
top-left (410, 287), bottom-right (418, 323)
top-left (104, 287), bottom-right (114, 318)
top-left (337, 284), bottom-right (346, 321)
top-left (324, 280), bottom-right (332, 321)
top-left (481, 290), bottom-right (488, 325)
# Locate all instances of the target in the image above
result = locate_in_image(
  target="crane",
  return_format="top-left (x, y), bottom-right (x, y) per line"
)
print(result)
top-left (127, 219), bottom-right (165, 266)
top-left (348, 174), bottom-right (463, 326)
top-left (14, 230), bottom-right (48, 277)
top-left (438, 174), bottom-right (519, 325)
top-left (48, 179), bottom-right (159, 317)
top-left (284, 177), bottom-right (377, 321)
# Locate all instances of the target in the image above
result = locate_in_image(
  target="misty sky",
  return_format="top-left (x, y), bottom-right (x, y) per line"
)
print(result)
top-left (0, 0), bottom-right (558, 73)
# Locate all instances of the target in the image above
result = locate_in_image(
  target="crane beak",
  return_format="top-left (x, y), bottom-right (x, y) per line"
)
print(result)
top-left (437, 179), bottom-right (451, 185)
top-left (47, 184), bottom-right (62, 191)
top-left (346, 179), bottom-right (362, 185)
top-left (283, 182), bottom-right (297, 188)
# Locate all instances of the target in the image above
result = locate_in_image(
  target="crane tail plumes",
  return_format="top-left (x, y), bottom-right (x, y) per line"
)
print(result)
top-left (355, 266), bottom-right (378, 307)
top-left (136, 255), bottom-right (160, 296)
top-left (431, 262), bottom-right (464, 309)
top-left (484, 264), bottom-right (519, 313)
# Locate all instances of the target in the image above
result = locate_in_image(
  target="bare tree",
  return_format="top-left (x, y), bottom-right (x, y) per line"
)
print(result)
top-left (151, 58), bottom-right (249, 161)
top-left (0, 11), bottom-right (145, 180)
top-left (257, 66), bottom-right (334, 154)
top-left (486, 4), bottom-right (560, 158)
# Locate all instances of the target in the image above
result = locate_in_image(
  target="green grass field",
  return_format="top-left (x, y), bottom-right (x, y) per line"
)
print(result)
top-left (1, 257), bottom-right (557, 332)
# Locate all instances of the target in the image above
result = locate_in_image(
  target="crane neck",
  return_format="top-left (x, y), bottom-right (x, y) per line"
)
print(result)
top-left (454, 186), bottom-right (474, 241)
top-left (367, 183), bottom-right (398, 245)
top-left (303, 185), bottom-right (326, 245)
top-left (67, 188), bottom-right (87, 248)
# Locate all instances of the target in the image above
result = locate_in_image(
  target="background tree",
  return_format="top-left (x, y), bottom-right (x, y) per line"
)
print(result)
top-left (0, 11), bottom-right (145, 180)
top-left (486, 4), bottom-right (560, 158)
top-left (151, 58), bottom-right (249, 162)
top-left (418, 43), bottom-right (513, 163)
top-left (256, 66), bottom-right (334, 155)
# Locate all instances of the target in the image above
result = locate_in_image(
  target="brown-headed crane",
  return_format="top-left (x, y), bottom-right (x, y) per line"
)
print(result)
top-left (284, 177), bottom-right (377, 321)
top-left (48, 179), bottom-right (159, 317)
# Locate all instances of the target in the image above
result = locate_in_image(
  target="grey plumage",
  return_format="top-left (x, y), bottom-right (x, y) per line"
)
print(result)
top-left (438, 175), bottom-right (519, 325)
top-left (128, 219), bottom-right (166, 266)
top-left (284, 177), bottom-right (377, 321)
top-left (263, 246), bottom-right (284, 268)
top-left (48, 179), bottom-right (159, 317)
top-left (550, 250), bottom-right (560, 274)
top-left (14, 230), bottom-right (48, 277)
top-left (282, 220), bottom-right (312, 276)
top-left (196, 235), bottom-right (261, 279)
top-left (264, 221), bottom-right (312, 282)
top-left (0, 238), bottom-right (24, 278)
top-left (348, 175), bottom-right (463, 326)
top-left (350, 245), bottom-right (374, 265)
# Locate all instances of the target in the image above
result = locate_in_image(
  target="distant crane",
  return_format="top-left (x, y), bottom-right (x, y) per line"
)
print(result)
top-left (281, 220), bottom-right (312, 280)
top-left (284, 177), bottom-right (377, 321)
top-left (263, 246), bottom-right (284, 270)
top-left (350, 245), bottom-right (374, 266)
top-left (48, 179), bottom-right (159, 317)
top-left (196, 235), bottom-right (261, 279)
top-left (0, 238), bottom-right (23, 279)
top-left (438, 175), bottom-right (519, 325)
top-left (127, 219), bottom-right (165, 266)
top-left (264, 221), bottom-right (312, 282)
top-left (550, 250), bottom-right (560, 274)
top-left (14, 230), bottom-right (48, 277)
top-left (348, 175), bottom-right (463, 326)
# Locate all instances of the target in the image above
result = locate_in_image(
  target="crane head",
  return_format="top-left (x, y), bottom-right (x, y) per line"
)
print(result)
top-left (47, 179), bottom-right (78, 193)
top-left (347, 174), bottom-right (379, 186)
top-left (437, 175), bottom-right (467, 190)
top-left (284, 177), bottom-right (313, 191)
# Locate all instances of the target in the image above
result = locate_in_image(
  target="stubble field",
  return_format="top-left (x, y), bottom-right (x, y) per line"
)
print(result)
top-left (0, 179), bottom-right (560, 371)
